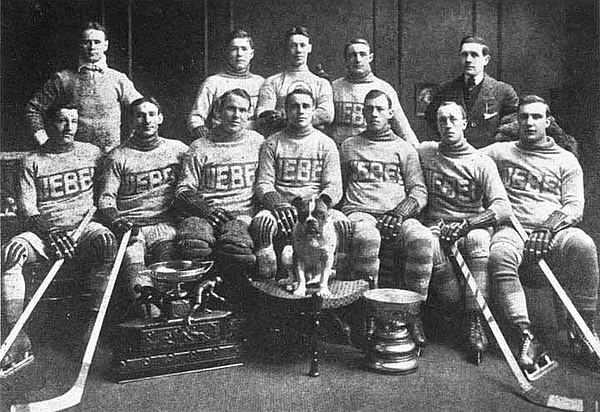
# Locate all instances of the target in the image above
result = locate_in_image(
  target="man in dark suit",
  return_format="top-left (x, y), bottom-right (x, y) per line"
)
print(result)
top-left (425, 36), bottom-right (518, 149)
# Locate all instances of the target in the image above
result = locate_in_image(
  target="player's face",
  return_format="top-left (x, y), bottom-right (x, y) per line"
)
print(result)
top-left (363, 95), bottom-right (392, 132)
top-left (220, 94), bottom-right (250, 134)
top-left (133, 102), bottom-right (163, 139)
top-left (80, 29), bottom-right (108, 63)
top-left (53, 109), bottom-right (78, 145)
top-left (345, 43), bottom-right (373, 76)
top-left (288, 34), bottom-right (312, 67)
top-left (460, 42), bottom-right (489, 77)
top-left (437, 104), bottom-right (467, 145)
top-left (227, 37), bottom-right (254, 71)
top-left (518, 102), bottom-right (550, 144)
top-left (285, 93), bottom-right (314, 129)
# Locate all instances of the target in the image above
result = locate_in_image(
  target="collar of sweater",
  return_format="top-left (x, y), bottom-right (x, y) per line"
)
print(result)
top-left (127, 135), bottom-right (162, 151)
top-left (210, 126), bottom-right (246, 142)
top-left (439, 138), bottom-right (475, 157)
top-left (345, 70), bottom-right (375, 84)
top-left (516, 136), bottom-right (557, 152)
top-left (286, 65), bottom-right (309, 73)
top-left (224, 64), bottom-right (251, 78)
top-left (77, 56), bottom-right (108, 72)
top-left (362, 125), bottom-right (394, 141)
top-left (284, 124), bottom-right (314, 138)
top-left (43, 140), bottom-right (74, 154)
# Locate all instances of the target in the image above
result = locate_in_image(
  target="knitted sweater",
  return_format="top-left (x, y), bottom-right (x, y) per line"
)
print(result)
top-left (340, 128), bottom-right (427, 215)
top-left (188, 70), bottom-right (265, 131)
top-left (98, 137), bottom-right (188, 226)
top-left (331, 73), bottom-right (418, 147)
top-left (25, 62), bottom-right (142, 152)
top-left (255, 126), bottom-right (342, 205)
top-left (176, 128), bottom-right (264, 217)
top-left (18, 141), bottom-right (102, 231)
top-left (481, 138), bottom-right (583, 230)
top-left (255, 67), bottom-right (334, 126)
top-left (418, 140), bottom-right (511, 225)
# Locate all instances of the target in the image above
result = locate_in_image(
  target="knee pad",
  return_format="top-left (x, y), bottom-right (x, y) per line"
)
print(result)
top-left (463, 229), bottom-right (491, 258)
top-left (250, 213), bottom-right (276, 250)
top-left (489, 242), bottom-right (521, 277)
top-left (88, 231), bottom-right (117, 262)
top-left (216, 220), bottom-right (255, 266)
top-left (2, 238), bottom-right (29, 271)
top-left (177, 217), bottom-right (215, 259)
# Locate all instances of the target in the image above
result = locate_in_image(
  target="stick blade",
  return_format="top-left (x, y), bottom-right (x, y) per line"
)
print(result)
top-left (11, 386), bottom-right (83, 412)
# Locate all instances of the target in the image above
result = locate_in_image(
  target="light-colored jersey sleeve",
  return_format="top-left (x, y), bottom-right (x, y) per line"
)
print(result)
top-left (17, 156), bottom-right (40, 218)
top-left (255, 78), bottom-right (280, 119)
top-left (97, 151), bottom-right (122, 211)
top-left (313, 78), bottom-right (334, 126)
top-left (480, 154), bottom-right (512, 224)
top-left (188, 78), bottom-right (217, 132)
top-left (255, 138), bottom-right (278, 200)
top-left (389, 91), bottom-right (419, 148)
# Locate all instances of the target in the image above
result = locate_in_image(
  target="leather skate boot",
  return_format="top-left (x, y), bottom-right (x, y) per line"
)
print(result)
top-left (408, 309), bottom-right (427, 357)
top-left (567, 310), bottom-right (600, 372)
top-left (0, 327), bottom-right (34, 378)
top-left (514, 324), bottom-right (557, 381)
top-left (464, 311), bottom-right (488, 365)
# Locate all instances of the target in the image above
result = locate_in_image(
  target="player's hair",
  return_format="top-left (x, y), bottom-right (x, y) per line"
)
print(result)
top-left (519, 95), bottom-right (551, 117)
top-left (364, 89), bottom-right (392, 109)
top-left (226, 28), bottom-right (254, 49)
top-left (460, 35), bottom-right (489, 56)
top-left (286, 26), bottom-right (310, 40)
top-left (344, 38), bottom-right (371, 57)
top-left (438, 101), bottom-right (467, 119)
top-left (130, 96), bottom-right (162, 115)
top-left (219, 88), bottom-right (252, 112)
top-left (81, 21), bottom-right (108, 39)
top-left (48, 103), bottom-right (78, 121)
top-left (285, 88), bottom-right (315, 109)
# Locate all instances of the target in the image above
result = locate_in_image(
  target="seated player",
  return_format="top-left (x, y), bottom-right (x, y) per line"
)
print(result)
top-left (98, 97), bottom-right (188, 318)
top-left (482, 95), bottom-right (599, 372)
top-left (175, 88), bottom-right (263, 296)
top-left (419, 101), bottom-right (511, 364)
top-left (1, 104), bottom-right (116, 376)
top-left (339, 90), bottom-right (432, 351)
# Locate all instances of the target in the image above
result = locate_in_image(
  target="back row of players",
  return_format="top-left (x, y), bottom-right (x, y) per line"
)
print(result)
top-left (1, 23), bottom-right (597, 378)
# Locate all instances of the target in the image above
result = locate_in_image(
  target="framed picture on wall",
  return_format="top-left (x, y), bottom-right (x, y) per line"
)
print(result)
top-left (415, 83), bottom-right (438, 117)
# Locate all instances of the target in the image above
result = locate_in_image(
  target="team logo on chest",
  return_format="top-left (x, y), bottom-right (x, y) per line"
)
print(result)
top-left (201, 162), bottom-right (257, 190)
top-left (348, 160), bottom-right (401, 183)
top-left (38, 167), bottom-right (95, 200)
top-left (121, 164), bottom-right (179, 196)
top-left (276, 157), bottom-right (323, 183)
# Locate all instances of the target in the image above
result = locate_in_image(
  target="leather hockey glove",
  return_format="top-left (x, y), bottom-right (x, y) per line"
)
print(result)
top-left (262, 191), bottom-right (297, 237)
top-left (176, 189), bottom-right (232, 232)
top-left (99, 207), bottom-right (138, 243)
top-left (29, 214), bottom-right (76, 260)
top-left (378, 197), bottom-right (420, 242)
top-left (440, 209), bottom-right (496, 249)
top-left (525, 210), bottom-right (570, 260)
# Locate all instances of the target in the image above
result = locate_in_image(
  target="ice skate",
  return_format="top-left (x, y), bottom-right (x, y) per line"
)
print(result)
top-left (464, 310), bottom-right (488, 365)
top-left (0, 329), bottom-right (34, 378)
top-left (515, 328), bottom-right (557, 381)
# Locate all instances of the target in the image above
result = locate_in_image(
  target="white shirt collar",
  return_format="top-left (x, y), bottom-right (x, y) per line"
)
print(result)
top-left (77, 56), bottom-right (108, 72)
top-left (464, 72), bottom-right (485, 86)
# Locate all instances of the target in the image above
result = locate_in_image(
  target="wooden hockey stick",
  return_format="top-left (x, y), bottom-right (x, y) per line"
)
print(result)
top-left (11, 229), bottom-right (131, 412)
top-left (509, 215), bottom-right (600, 360)
top-left (448, 244), bottom-right (597, 412)
top-left (0, 207), bottom-right (96, 367)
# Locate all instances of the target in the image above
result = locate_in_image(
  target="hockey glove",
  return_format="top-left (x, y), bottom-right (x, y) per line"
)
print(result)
top-left (28, 214), bottom-right (76, 260)
top-left (206, 208), bottom-right (234, 233)
top-left (377, 197), bottom-right (420, 242)
top-left (440, 219), bottom-right (469, 249)
top-left (99, 207), bottom-right (138, 243)
top-left (262, 191), bottom-right (297, 236)
top-left (524, 210), bottom-right (570, 260)
top-left (191, 125), bottom-right (209, 141)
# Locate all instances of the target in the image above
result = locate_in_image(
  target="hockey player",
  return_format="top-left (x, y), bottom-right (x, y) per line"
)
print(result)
top-left (25, 21), bottom-right (142, 152)
top-left (419, 101), bottom-right (511, 363)
top-left (1, 104), bottom-right (116, 376)
top-left (339, 90), bottom-right (432, 350)
top-left (255, 27), bottom-right (334, 137)
top-left (188, 29), bottom-right (264, 138)
top-left (482, 95), bottom-right (599, 371)
top-left (175, 88), bottom-right (263, 291)
top-left (98, 97), bottom-right (188, 318)
top-left (331, 39), bottom-right (418, 148)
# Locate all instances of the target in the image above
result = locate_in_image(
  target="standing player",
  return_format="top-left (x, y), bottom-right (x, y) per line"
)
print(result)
top-left (98, 97), bottom-right (188, 318)
top-left (1, 104), bottom-right (116, 376)
top-left (176, 88), bottom-right (263, 286)
top-left (255, 27), bottom-right (334, 137)
top-left (331, 39), bottom-right (418, 148)
top-left (188, 29), bottom-right (264, 138)
top-left (419, 101), bottom-right (511, 363)
top-left (339, 90), bottom-right (432, 350)
top-left (482, 95), bottom-right (599, 372)
top-left (25, 21), bottom-right (142, 152)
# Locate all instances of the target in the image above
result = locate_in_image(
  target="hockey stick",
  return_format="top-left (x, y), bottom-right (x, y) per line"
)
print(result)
top-left (11, 229), bottom-right (131, 412)
top-left (509, 215), bottom-right (600, 360)
top-left (0, 207), bottom-right (96, 367)
top-left (447, 244), bottom-right (597, 412)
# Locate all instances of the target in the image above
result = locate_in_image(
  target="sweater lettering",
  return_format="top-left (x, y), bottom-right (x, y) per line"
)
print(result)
top-left (276, 158), bottom-right (323, 182)
top-left (347, 160), bottom-right (400, 183)
top-left (121, 164), bottom-right (178, 196)
top-left (38, 167), bottom-right (94, 200)
top-left (423, 168), bottom-right (482, 203)
top-left (334, 101), bottom-right (364, 126)
top-left (499, 166), bottom-right (560, 195)
top-left (202, 162), bottom-right (257, 190)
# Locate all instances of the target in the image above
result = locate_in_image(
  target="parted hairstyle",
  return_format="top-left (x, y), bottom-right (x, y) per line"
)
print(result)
top-left (219, 88), bottom-right (252, 112)
top-left (460, 35), bottom-right (489, 56)
top-left (518, 95), bottom-right (551, 117)
top-left (130, 96), bottom-right (162, 115)
top-left (226, 28), bottom-right (254, 49)
top-left (364, 89), bottom-right (392, 109)
top-left (343, 38), bottom-right (371, 57)
top-left (285, 88), bottom-right (315, 109)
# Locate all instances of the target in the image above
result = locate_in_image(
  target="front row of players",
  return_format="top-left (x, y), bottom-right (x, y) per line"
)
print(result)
top-left (1, 89), bottom-right (598, 379)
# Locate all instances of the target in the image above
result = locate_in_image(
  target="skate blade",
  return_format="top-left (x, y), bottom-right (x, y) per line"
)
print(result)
top-left (524, 354), bottom-right (558, 381)
top-left (0, 352), bottom-right (34, 378)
